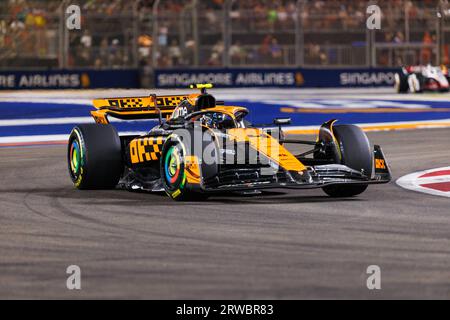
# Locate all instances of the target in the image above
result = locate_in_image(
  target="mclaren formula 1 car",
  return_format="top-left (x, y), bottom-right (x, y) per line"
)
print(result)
top-left (68, 84), bottom-right (391, 201)
top-left (395, 64), bottom-right (450, 93)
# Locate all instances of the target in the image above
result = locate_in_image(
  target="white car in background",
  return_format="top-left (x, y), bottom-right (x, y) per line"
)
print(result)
top-left (395, 65), bottom-right (450, 93)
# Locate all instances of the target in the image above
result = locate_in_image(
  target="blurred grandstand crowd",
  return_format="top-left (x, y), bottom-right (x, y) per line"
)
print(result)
top-left (0, 0), bottom-right (445, 69)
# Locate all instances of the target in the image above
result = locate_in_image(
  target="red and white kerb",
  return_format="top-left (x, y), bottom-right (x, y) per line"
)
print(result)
top-left (396, 167), bottom-right (450, 198)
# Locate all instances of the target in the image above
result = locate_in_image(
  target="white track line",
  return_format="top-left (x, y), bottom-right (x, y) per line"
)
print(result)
top-left (284, 119), bottom-right (450, 132)
top-left (1, 88), bottom-right (450, 102)
top-left (0, 117), bottom-right (158, 127)
top-left (0, 98), bottom-right (92, 105)
top-left (0, 117), bottom-right (94, 126)
top-left (0, 131), bottom-right (147, 144)
top-left (0, 134), bottom-right (69, 143)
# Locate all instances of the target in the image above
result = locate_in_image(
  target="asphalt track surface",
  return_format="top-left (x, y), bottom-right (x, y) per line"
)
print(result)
top-left (0, 128), bottom-right (449, 299)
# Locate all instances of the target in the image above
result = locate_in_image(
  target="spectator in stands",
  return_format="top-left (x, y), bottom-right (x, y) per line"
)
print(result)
top-left (98, 37), bottom-right (109, 66)
top-left (305, 43), bottom-right (327, 65)
top-left (384, 32), bottom-right (394, 43)
top-left (109, 38), bottom-right (124, 68)
top-left (184, 38), bottom-right (196, 66)
top-left (394, 31), bottom-right (405, 43)
top-left (205, 8), bottom-right (218, 27)
top-left (138, 34), bottom-right (152, 65)
top-left (34, 7), bottom-right (48, 56)
top-left (73, 46), bottom-right (89, 67)
top-left (80, 30), bottom-right (92, 49)
top-left (206, 40), bottom-right (224, 66)
top-left (212, 40), bottom-right (224, 57)
top-left (158, 24), bottom-right (169, 47)
top-left (267, 6), bottom-right (278, 31)
top-left (285, 1), bottom-right (296, 29)
top-left (421, 32), bottom-right (433, 64)
top-left (207, 52), bottom-right (221, 66)
top-left (168, 39), bottom-right (182, 66)
top-left (229, 41), bottom-right (246, 65)
top-left (94, 58), bottom-right (103, 69)
top-left (276, 4), bottom-right (288, 29)
top-left (270, 38), bottom-right (282, 63)
top-left (0, 20), bottom-right (6, 48)
top-left (259, 34), bottom-right (273, 63)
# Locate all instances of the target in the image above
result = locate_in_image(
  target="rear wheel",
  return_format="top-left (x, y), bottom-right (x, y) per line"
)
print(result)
top-left (322, 124), bottom-right (372, 197)
top-left (68, 124), bottom-right (123, 189)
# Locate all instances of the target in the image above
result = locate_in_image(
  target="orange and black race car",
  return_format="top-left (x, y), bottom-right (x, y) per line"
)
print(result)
top-left (68, 84), bottom-right (391, 201)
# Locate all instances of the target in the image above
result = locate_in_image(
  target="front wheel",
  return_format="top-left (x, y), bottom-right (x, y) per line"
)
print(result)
top-left (160, 139), bottom-right (208, 201)
top-left (322, 124), bottom-right (372, 197)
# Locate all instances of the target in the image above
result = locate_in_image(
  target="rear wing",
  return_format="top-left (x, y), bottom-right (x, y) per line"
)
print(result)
top-left (91, 94), bottom-right (197, 124)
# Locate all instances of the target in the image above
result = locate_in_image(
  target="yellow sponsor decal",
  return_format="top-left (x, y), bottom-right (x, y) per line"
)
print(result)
top-left (129, 137), bottom-right (164, 164)
top-left (375, 158), bottom-right (386, 170)
top-left (156, 95), bottom-right (189, 107)
top-left (185, 156), bottom-right (201, 184)
top-left (93, 95), bottom-right (192, 110)
top-left (106, 98), bottom-right (145, 109)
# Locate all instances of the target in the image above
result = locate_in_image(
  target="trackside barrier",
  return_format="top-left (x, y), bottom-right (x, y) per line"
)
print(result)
top-left (155, 68), bottom-right (401, 88)
top-left (0, 69), bottom-right (140, 90)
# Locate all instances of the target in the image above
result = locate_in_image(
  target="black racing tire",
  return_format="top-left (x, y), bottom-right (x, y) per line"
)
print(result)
top-left (160, 138), bottom-right (209, 201)
top-left (409, 74), bottom-right (423, 93)
top-left (394, 72), bottom-right (409, 93)
top-left (322, 124), bottom-right (372, 197)
top-left (68, 124), bottom-right (123, 190)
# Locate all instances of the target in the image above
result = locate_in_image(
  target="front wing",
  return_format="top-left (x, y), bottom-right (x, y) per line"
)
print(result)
top-left (196, 145), bottom-right (391, 193)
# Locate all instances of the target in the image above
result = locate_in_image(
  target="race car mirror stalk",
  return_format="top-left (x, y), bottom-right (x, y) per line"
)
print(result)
top-left (68, 83), bottom-right (391, 201)
top-left (150, 94), bottom-right (164, 125)
top-left (273, 117), bottom-right (291, 141)
top-left (273, 118), bottom-right (291, 126)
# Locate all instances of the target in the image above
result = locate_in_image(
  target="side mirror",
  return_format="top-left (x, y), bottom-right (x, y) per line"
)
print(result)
top-left (273, 118), bottom-right (291, 126)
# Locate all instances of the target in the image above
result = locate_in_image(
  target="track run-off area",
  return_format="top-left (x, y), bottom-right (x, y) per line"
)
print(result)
top-left (0, 88), bottom-right (449, 298)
